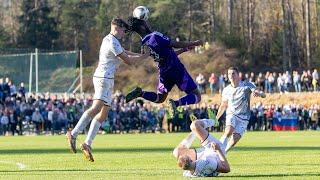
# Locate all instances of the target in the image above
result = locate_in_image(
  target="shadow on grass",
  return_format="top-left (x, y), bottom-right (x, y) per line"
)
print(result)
top-left (0, 146), bottom-right (319, 154)
top-left (223, 173), bottom-right (320, 178)
top-left (0, 147), bottom-right (173, 154)
top-left (0, 168), bottom-right (175, 173)
top-left (233, 146), bottom-right (320, 152)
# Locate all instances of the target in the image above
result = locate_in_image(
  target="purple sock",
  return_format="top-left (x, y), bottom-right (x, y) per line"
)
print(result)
top-left (176, 94), bottom-right (199, 107)
top-left (141, 91), bottom-right (158, 102)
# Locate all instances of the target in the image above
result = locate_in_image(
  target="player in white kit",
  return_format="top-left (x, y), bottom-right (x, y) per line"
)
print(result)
top-left (66, 18), bottom-right (149, 162)
top-left (172, 119), bottom-right (230, 177)
top-left (216, 67), bottom-right (266, 153)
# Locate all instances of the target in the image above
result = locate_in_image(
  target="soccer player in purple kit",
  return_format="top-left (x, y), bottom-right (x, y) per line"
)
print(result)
top-left (125, 17), bottom-right (203, 116)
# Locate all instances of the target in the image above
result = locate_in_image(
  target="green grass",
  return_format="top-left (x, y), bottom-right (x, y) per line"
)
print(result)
top-left (0, 131), bottom-right (320, 179)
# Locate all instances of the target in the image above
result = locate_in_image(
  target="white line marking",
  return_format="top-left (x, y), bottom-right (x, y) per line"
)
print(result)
top-left (0, 161), bottom-right (26, 170)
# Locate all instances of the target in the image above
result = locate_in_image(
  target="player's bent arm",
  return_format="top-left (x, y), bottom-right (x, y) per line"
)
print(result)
top-left (216, 149), bottom-right (230, 173)
top-left (216, 101), bottom-right (228, 121)
top-left (211, 143), bottom-right (230, 173)
top-left (117, 51), bottom-right (149, 65)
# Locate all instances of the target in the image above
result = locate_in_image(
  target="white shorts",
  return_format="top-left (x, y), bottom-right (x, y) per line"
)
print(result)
top-left (93, 77), bottom-right (114, 106)
top-left (226, 114), bottom-right (249, 136)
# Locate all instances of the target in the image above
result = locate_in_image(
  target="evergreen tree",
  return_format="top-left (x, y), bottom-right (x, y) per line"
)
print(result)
top-left (59, 0), bottom-right (99, 50)
top-left (18, 0), bottom-right (59, 49)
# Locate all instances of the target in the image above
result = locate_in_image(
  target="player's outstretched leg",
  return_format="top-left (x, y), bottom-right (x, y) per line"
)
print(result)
top-left (80, 105), bottom-right (109, 162)
top-left (170, 89), bottom-right (201, 108)
top-left (125, 87), bottom-right (143, 103)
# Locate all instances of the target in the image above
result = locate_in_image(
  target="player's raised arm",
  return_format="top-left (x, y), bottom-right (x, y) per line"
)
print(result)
top-left (169, 40), bottom-right (203, 49)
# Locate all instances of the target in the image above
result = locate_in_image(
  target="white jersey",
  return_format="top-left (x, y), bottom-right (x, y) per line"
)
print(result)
top-left (183, 147), bottom-right (219, 177)
top-left (93, 34), bottom-right (124, 78)
top-left (222, 81), bottom-right (256, 120)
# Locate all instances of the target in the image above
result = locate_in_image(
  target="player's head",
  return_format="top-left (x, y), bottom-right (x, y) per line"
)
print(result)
top-left (110, 18), bottom-right (129, 39)
top-left (177, 155), bottom-right (192, 170)
top-left (227, 67), bottom-right (240, 84)
top-left (127, 16), bottom-right (152, 38)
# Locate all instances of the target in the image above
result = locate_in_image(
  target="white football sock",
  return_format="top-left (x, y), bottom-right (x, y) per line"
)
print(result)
top-left (84, 119), bottom-right (101, 146)
top-left (71, 111), bottom-right (91, 138)
top-left (180, 133), bottom-right (196, 148)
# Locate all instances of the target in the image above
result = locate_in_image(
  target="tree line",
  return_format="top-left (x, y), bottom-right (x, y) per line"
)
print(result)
top-left (0, 0), bottom-right (319, 71)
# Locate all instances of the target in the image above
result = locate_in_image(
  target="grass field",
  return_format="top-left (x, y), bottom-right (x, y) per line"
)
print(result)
top-left (0, 131), bottom-right (320, 179)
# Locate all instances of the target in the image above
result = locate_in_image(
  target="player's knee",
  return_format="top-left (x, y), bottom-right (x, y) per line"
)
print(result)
top-left (232, 133), bottom-right (241, 141)
top-left (87, 107), bottom-right (100, 116)
top-left (224, 126), bottom-right (234, 137)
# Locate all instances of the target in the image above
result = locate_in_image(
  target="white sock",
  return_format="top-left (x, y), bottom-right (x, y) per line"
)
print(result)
top-left (71, 111), bottom-right (91, 138)
top-left (84, 119), bottom-right (101, 146)
top-left (180, 133), bottom-right (196, 148)
top-left (219, 135), bottom-right (228, 150)
top-left (200, 119), bottom-right (215, 129)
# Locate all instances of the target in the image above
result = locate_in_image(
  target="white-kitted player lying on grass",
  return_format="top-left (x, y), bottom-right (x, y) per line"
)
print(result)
top-left (172, 119), bottom-right (230, 177)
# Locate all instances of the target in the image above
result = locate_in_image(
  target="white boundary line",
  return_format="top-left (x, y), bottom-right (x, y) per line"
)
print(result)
top-left (0, 161), bottom-right (26, 170)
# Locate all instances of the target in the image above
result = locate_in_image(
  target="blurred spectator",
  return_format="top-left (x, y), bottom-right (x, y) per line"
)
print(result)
top-left (32, 108), bottom-right (43, 134)
top-left (218, 74), bottom-right (225, 93)
top-left (312, 69), bottom-right (319, 91)
top-left (208, 73), bottom-right (218, 94)
top-left (196, 73), bottom-right (206, 94)
top-left (293, 71), bottom-right (302, 92)
top-left (284, 71), bottom-right (292, 93)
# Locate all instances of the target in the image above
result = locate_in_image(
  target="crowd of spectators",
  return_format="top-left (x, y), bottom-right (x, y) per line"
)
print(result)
top-left (198, 69), bottom-right (320, 94)
top-left (0, 75), bottom-right (319, 136)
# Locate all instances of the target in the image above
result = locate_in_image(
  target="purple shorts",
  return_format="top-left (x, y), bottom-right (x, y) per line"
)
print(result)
top-left (157, 66), bottom-right (197, 94)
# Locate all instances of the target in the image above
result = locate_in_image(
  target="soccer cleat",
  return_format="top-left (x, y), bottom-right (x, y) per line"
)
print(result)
top-left (80, 143), bottom-right (94, 162)
top-left (167, 99), bottom-right (177, 119)
top-left (125, 87), bottom-right (143, 103)
top-left (66, 131), bottom-right (77, 153)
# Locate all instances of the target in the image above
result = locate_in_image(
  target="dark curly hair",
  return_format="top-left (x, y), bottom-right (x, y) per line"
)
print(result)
top-left (127, 16), bottom-right (151, 35)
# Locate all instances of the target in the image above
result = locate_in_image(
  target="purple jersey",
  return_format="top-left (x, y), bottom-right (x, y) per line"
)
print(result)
top-left (142, 31), bottom-right (184, 72)
top-left (142, 31), bottom-right (197, 94)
